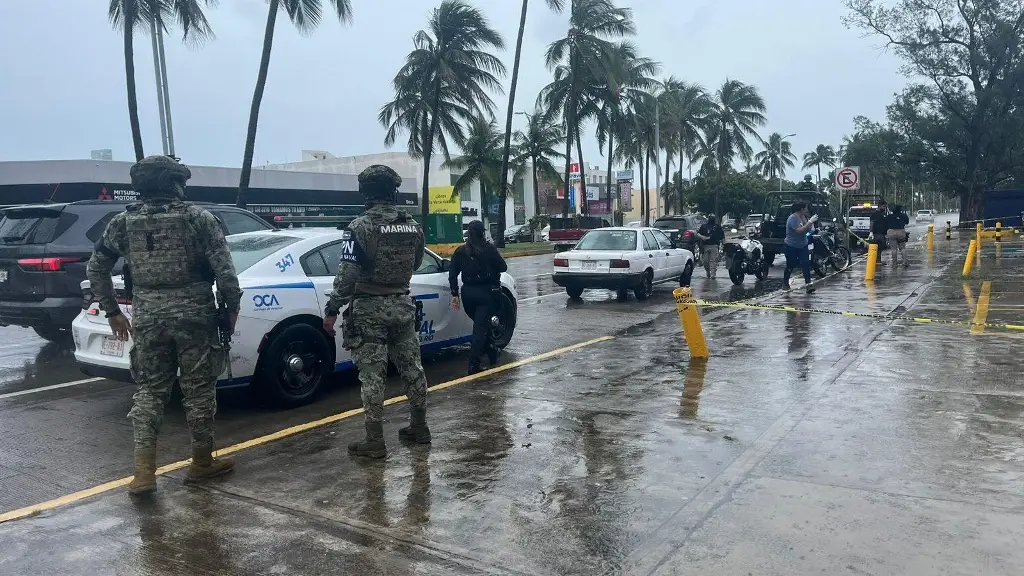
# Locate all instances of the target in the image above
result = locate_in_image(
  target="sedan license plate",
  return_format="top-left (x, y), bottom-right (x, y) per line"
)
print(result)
top-left (581, 261), bottom-right (598, 271)
top-left (0, 269), bottom-right (7, 282)
top-left (100, 336), bottom-right (125, 357)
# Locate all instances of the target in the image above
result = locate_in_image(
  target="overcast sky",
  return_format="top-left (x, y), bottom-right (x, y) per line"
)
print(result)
top-left (0, 0), bottom-right (906, 178)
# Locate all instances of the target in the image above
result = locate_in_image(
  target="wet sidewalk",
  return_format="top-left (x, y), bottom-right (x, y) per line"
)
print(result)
top-left (3, 237), bottom-right (1024, 575)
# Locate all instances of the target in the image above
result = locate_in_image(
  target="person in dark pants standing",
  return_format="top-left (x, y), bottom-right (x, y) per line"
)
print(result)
top-left (783, 202), bottom-right (818, 293)
top-left (449, 220), bottom-right (508, 374)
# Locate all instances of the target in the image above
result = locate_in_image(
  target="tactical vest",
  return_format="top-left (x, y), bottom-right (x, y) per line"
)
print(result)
top-left (125, 204), bottom-right (209, 290)
top-left (361, 211), bottom-right (421, 288)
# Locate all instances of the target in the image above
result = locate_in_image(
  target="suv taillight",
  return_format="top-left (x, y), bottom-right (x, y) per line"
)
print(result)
top-left (609, 260), bottom-right (630, 268)
top-left (554, 258), bottom-right (569, 267)
top-left (18, 257), bottom-right (81, 272)
top-left (683, 230), bottom-right (693, 240)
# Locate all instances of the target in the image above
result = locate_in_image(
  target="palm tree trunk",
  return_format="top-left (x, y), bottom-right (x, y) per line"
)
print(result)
top-left (123, 5), bottom-right (144, 161)
top-left (816, 163), bottom-right (822, 191)
top-left (664, 148), bottom-right (672, 214)
top-left (637, 148), bottom-right (645, 225)
top-left (562, 52), bottom-right (579, 218)
top-left (532, 155), bottom-right (541, 232)
top-left (237, 0), bottom-right (280, 209)
top-left (496, 0), bottom-right (530, 248)
top-left (422, 79), bottom-right (444, 221)
top-left (606, 129), bottom-right (614, 223)
top-left (562, 127), bottom-right (573, 218)
top-left (644, 149), bottom-right (651, 226)
top-left (575, 125), bottom-right (587, 215)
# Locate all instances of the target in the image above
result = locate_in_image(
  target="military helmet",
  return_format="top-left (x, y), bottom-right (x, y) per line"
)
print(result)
top-left (358, 164), bottom-right (402, 203)
top-left (130, 155), bottom-right (191, 198)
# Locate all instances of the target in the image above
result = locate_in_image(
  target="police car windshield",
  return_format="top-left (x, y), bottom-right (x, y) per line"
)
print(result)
top-left (227, 234), bottom-right (302, 273)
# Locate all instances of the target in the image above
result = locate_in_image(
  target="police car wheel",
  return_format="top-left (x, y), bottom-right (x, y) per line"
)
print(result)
top-left (490, 290), bottom-right (517, 349)
top-left (258, 323), bottom-right (332, 408)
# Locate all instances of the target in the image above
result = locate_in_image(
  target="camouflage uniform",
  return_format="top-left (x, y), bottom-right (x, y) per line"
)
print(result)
top-left (325, 165), bottom-right (430, 458)
top-left (87, 155), bottom-right (242, 494)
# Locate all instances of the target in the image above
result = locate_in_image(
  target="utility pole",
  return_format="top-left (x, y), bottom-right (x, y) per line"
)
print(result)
top-left (149, 15), bottom-right (169, 155)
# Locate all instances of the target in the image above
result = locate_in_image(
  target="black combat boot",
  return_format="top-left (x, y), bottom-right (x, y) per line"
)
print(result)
top-left (468, 358), bottom-right (483, 375)
top-left (486, 344), bottom-right (499, 367)
top-left (348, 421), bottom-right (387, 459)
top-left (398, 407), bottom-right (432, 444)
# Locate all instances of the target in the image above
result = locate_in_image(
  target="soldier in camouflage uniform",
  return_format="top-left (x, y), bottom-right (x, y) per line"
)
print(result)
top-left (87, 155), bottom-right (242, 495)
top-left (323, 164), bottom-right (431, 459)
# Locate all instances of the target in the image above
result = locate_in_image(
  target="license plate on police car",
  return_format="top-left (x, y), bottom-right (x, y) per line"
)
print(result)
top-left (100, 336), bottom-right (124, 357)
top-left (582, 261), bottom-right (597, 270)
top-left (0, 269), bottom-right (7, 282)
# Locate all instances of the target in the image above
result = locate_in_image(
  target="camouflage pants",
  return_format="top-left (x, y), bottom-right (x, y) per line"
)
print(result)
top-left (128, 319), bottom-right (225, 451)
top-left (348, 295), bottom-right (428, 423)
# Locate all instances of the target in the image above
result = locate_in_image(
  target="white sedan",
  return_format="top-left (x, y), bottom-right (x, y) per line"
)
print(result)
top-left (71, 228), bottom-right (518, 407)
top-left (551, 227), bottom-right (695, 301)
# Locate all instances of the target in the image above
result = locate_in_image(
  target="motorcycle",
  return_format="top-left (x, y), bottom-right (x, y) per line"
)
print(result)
top-left (810, 224), bottom-right (852, 278)
top-left (724, 229), bottom-right (769, 285)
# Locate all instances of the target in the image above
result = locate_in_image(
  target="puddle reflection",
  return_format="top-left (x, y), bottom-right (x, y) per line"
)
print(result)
top-left (680, 358), bottom-right (708, 419)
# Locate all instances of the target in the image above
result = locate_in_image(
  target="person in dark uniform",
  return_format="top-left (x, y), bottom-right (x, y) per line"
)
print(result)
top-left (448, 220), bottom-right (508, 374)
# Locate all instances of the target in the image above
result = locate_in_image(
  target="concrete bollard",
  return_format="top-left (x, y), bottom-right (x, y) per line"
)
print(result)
top-left (673, 287), bottom-right (709, 359)
top-left (927, 224), bottom-right (935, 252)
top-left (963, 239), bottom-right (977, 276)
top-left (946, 221), bottom-right (951, 240)
top-left (865, 244), bottom-right (879, 281)
top-left (996, 221), bottom-right (1002, 243)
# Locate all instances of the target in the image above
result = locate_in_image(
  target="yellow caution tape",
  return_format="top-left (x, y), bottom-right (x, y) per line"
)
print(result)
top-left (693, 298), bottom-right (1024, 332)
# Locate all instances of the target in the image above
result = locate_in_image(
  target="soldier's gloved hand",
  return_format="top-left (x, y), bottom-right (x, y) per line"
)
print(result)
top-left (108, 314), bottom-right (133, 341)
top-left (323, 314), bottom-right (338, 337)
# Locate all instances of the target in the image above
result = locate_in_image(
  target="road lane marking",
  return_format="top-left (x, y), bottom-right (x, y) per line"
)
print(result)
top-left (0, 377), bottom-right (105, 401)
top-left (971, 281), bottom-right (992, 335)
top-left (0, 335), bottom-right (614, 524)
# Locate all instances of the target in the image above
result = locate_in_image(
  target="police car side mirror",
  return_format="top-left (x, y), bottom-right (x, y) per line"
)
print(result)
top-left (440, 258), bottom-right (451, 272)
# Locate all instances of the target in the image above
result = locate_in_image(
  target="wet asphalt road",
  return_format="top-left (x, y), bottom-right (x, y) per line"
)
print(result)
top-left (9, 215), bottom-right (1021, 575)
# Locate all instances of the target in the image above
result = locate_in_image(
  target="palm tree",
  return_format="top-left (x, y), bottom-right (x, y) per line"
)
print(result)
top-left (658, 79), bottom-right (712, 193)
top-left (380, 0), bottom-right (505, 218)
top-left (754, 133), bottom-right (797, 180)
top-left (108, 0), bottom-right (216, 161)
top-left (236, 0), bottom-right (353, 208)
top-left (704, 79), bottom-right (767, 214)
top-left (615, 93), bottom-right (658, 225)
top-left (496, 0), bottom-right (564, 247)
top-left (514, 110), bottom-right (565, 223)
top-left (443, 116), bottom-right (505, 224)
top-left (542, 0), bottom-right (636, 217)
top-left (802, 144), bottom-right (837, 191)
top-left (594, 42), bottom-right (658, 221)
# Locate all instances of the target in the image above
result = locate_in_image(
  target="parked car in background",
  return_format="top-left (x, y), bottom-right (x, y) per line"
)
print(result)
top-left (915, 209), bottom-right (935, 223)
top-left (744, 214), bottom-right (764, 236)
top-left (0, 200), bottom-right (273, 342)
top-left (552, 227), bottom-right (694, 301)
top-left (652, 214), bottom-right (707, 260)
top-left (504, 224), bottom-right (532, 244)
top-left (547, 215), bottom-right (612, 251)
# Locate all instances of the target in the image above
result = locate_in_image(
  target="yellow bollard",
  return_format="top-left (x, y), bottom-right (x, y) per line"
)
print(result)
top-left (927, 224), bottom-right (935, 252)
top-left (673, 287), bottom-right (709, 359)
top-left (996, 221), bottom-right (1002, 243)
top-left (865, 244), bottom-right (878, 281)
top-left (945, 221), bottom-right (951, 240)
top-left (976, 222), bottom-right (982, 244)
top-left (962, 239), bottom-right (977, 276)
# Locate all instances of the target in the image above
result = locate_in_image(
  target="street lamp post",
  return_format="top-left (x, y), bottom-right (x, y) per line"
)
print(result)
top-left (779, 133), bottom-right (796, 193)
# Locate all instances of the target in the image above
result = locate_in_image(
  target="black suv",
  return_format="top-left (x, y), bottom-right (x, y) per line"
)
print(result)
top-left (0, 201), bottom-right (273, 341)
top-left (652, 213), bottom-right (708, 257)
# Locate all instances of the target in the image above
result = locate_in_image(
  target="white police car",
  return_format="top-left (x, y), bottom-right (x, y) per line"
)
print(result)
top-left (71, 228), bottom-right (518, 407)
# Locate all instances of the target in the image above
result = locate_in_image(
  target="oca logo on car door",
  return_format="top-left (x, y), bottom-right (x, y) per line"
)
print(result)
top-left (253, 294), bottom-right (280, 308)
